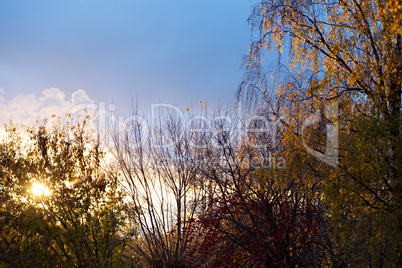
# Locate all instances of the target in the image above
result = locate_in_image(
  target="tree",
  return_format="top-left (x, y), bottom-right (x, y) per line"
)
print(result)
top-left (239, 0), bottom-right (402, 265)
top-left (0, 117), bottom-right (132, 267)
top-left (186, 180), bottom-right (326, 267)
top-left (112, 107), bottom-right (207, 267)
top-left (179, 108), bottom-right (331, 267)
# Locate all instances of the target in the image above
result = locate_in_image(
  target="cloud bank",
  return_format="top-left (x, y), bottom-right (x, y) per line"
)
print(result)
top-left (0, 88), bottom-right (94, 127)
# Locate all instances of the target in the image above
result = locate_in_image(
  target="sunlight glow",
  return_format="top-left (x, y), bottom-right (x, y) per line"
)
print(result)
top-left (31, 182), bottom-right (51, 197)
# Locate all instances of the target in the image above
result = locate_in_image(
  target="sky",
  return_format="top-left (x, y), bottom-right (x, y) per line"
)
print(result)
top-left (0, 0), bottom-right (256, 125)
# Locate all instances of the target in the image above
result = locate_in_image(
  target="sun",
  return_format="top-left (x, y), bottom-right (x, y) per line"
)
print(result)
top-left (31, 182), bottom-right (51, 197)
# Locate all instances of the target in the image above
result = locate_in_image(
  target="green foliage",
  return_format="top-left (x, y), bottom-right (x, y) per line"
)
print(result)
top-left (0, 118), bottom-right (133, 267)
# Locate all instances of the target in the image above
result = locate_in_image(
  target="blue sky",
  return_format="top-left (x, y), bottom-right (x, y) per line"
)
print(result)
top-left (0, 0), bottom-right (255, 118)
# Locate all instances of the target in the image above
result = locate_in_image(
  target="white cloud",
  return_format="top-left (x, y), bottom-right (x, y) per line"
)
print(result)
top-left (72, 89), bottom-right (92, 105)
top-left (0, 88), bottom-right (94, 127)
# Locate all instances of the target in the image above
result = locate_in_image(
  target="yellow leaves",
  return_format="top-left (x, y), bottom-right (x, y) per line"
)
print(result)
top-left (263, 19), bottom-right (270, 28)
top-left (388, 0), bottom-right (402, 13)
top-left (275, 89), bottom-right (283, 99)
top-left (242, 1), bottom-right (402, 264)
top-left (249, 0), bottom-right (400, 112)
top-left (377, 0), bottom-right (402, 34)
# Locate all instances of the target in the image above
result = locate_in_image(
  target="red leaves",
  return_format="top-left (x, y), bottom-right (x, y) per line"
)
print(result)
top-left (185, 191), bottom-right (324, 267)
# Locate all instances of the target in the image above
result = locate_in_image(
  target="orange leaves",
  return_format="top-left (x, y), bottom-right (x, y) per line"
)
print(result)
top-left (388, 0), bottom-right (402, 14)
top-left (378, 0), bottom-right (402, 35)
